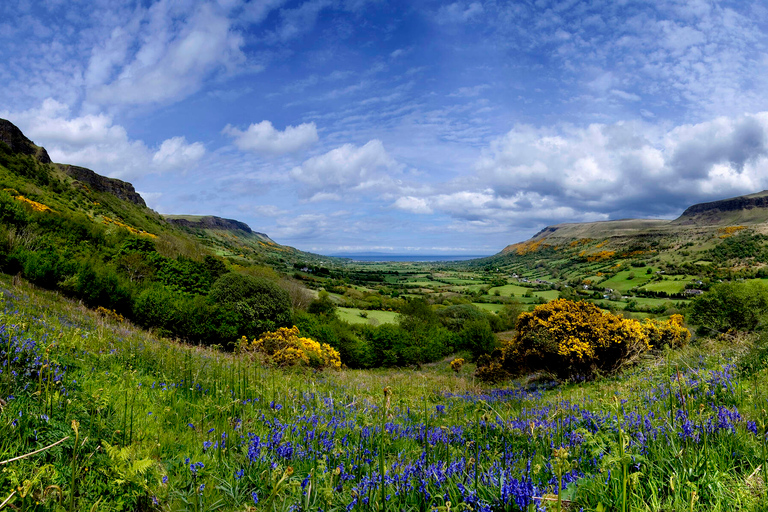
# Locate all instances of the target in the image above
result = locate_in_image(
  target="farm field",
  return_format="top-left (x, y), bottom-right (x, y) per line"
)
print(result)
top-left (639, 276), bottom-right (696, 294)
top-left (599, 269), bottom-right (656, 292)
top-left (472, 302), bottom-right (505, 313)
top-left (336, 307), bottom-right (400, 325)
top-left (4, 277), bottom-right (768, 511)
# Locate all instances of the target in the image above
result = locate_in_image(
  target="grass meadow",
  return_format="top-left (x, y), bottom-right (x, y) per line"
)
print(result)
top-left (3, 276), bottom-right (768, 511)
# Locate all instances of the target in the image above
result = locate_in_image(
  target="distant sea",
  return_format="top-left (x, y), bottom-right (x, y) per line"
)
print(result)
top-left (331, 254), bottom-right (491, 262)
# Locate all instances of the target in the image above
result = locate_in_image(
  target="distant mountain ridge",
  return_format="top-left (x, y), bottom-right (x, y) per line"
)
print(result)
top-left (500, 190), bottom-right (768, 256)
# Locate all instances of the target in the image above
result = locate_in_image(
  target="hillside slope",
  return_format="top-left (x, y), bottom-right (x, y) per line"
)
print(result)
top-left (481, 191), bottom-right (768, 285)
top-left (0, 117), bottom-right (325, 267)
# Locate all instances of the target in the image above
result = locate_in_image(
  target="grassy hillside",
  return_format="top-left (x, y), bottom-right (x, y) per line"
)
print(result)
top-left (4, 274), bottom-right (768, 511)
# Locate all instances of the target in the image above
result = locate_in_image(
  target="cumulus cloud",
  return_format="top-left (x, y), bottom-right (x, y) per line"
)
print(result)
top-left (152, 136), bottom-right (206, 170)
top-left (393, 196), bottom-right (433, 214)
top-left (223, 120), bottom-right (318, 155)
top-left (291, 140), bottom-right (403, 200)
top-left (2, 99), bottom-right (205, 179)
top-left (393, 112), bottom-right (768, 232)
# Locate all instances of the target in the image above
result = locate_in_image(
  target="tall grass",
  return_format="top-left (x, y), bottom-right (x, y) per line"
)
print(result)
top-left (1, 276), bottom-right (768, 511)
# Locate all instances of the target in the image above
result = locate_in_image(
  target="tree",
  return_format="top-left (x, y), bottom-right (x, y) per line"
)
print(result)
top-left (209, 273), bottom-right (292, 338)
top-left (308, 291), bottom-right (337, 318)
top-left (458, 319), bottom-right (497, 360)
top-left (690, 281), bottom-right (768, 333)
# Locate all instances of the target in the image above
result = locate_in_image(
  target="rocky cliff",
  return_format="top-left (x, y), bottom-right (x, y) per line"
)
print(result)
top-left (0, 119), bottom-right (51, 163)
top-left (59, 164), bottom-right (147, 207)
top-left (673, 191), bottom-right (768, 225)
top-left (165, 215), bottom-right (252, 232)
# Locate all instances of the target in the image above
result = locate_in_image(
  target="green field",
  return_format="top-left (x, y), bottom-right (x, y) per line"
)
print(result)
top-left (487, 284), bottom-right (533, 296)
top-left (336, 307), bottom-right (400, 325)
top-left (639, 277), bottom-right (695, 294)
top-left (472, 302), bottom-right (505, 313)
top-left (599, 269), bottom-right (656, 292)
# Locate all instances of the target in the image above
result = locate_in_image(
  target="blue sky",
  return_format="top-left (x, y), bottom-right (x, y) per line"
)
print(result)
top-left (2, 0), bottom-right (768, 255)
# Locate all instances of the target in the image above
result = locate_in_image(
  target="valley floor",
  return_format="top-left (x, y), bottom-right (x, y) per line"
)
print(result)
top-left (2, 276), bottom-right (768, 511)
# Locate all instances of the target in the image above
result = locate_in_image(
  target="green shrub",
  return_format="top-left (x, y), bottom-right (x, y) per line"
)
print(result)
top-left (690, 280), bottom-right (768, 333)
top-left (209, 273), bottom-right (292, 338)
top-left (458, 319), bottom-right (497, 361)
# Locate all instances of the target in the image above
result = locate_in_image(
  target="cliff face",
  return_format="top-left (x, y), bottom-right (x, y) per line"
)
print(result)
top-left (165, 216), bottom-right (253, 233)
top-left (0, 118), bottom-right (147, 208)
top-left (58, 164), bottom-right (147, 207)
top-left (0, 119), bottom-right (51, 163)
top-left (673, 191), bottom-right (768, 225)
top-left (677, 192), bottom-right (768, 216)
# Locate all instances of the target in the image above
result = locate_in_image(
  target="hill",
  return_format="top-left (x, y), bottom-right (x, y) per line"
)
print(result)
top-left (0, 118), bottom-right (341, 345)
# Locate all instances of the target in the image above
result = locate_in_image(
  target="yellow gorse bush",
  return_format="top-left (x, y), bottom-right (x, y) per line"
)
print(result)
top-left (449, 358), bottom-right (464, 373)
top-left (14, 195), bottom-right (53, 212)
top-left (490, 299), bottom-right (690, 380)
top-left (238, 326), bottom-right (342, 370)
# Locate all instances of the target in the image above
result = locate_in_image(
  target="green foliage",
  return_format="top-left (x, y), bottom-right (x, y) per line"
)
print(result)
top-left (436, 303), bottom-right (487, 331)
top-left (690, 280), bottom-right (768, 333)
top-left (458, 319), bottom-right (497, 361)
top-left (209, 272), bottom-right (292, 338)
top-left (307, 291), bottom-right (337, 317)
top-left (709, 232), bottom-right (768, 262)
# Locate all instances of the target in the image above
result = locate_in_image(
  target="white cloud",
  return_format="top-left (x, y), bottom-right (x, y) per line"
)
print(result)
top-left (393, 112), bottom-right (768, 233)
top-left (436, 2), bottom-right (484, 24)
top-left (268, 0), bottom-right (333, 43)
top-left (152, 136), bottom-right (205, 170)
top-left (87, 1), bottom-right (247, 107)
top-left (2, 99), bottom-right (205, 179)
top-left (291, 139), bottom-right (403, 198)
top-left (223, 120), bottom-right (318, 155)
top-left (393, 196), bottom-right (433, 214)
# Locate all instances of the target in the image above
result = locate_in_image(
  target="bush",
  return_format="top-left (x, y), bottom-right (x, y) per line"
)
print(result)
top-left (458, 319), bottom-right (497, 361)
top-left (237, 326), bottom-right (341, 370)
top-left (209, 273), bottom-right (292, 338)
top-left (437, 304), bottom-right (486, 331)
top-left (690, 281), bottom-right (768, 333)
top-left (477, 299), bottom-right (690, 381)
top-left (307, 291), bottom-right (337, 318)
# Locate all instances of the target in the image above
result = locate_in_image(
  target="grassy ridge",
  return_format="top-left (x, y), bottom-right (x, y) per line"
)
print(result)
top-left (3, 277), bottom-right (768, 511)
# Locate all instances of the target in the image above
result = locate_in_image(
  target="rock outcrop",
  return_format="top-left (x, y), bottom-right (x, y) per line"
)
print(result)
top-left (0, 119), bottom-right (51, 163)
top-left (166, 215), bottom-right (254, 234)
top-left (59, 164), bottom-right (147, 207)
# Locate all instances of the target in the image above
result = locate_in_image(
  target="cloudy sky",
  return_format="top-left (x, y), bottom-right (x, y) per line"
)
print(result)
top-left (2, 0), bottom-right (768, 255)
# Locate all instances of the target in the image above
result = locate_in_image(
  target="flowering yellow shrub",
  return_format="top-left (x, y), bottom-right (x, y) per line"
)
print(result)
top-left (579, 250), bottom-right (616, 262)
top-left (481, 299), bottom-right (690, 380)
top-left (95, 306), bottom-right (125, 323)
top-left (14, 195), bottom-right (53, 212)
top-left (238, 326), bottom-right (342, 370)
top-left (641, 314), bottom-right (690, 349)
top-left (718, 225), bottom-right (746, 238)
top-left (449, 358), bottom-right (464, 373)
top-left (101, 216), bottom-right (157, 238)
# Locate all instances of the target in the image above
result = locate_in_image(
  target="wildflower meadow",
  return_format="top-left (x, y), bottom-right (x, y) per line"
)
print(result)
top-left (2, 276), bottom-right (768, 511)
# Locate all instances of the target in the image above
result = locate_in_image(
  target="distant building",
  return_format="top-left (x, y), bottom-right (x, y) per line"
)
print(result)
top-left (684, 289), bottom-right (704, 296)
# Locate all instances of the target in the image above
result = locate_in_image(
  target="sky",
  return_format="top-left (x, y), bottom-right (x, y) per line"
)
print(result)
top-left (1, 0), bottom-right (768, 256)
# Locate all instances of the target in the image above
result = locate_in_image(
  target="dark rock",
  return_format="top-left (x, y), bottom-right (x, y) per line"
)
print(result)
top-left (0, 118), bottom-right (50, 163)
top-left (675, 191), bottom-right (768, 225)
top-left (166, 216), bottom-right (254, 233)
top-left (59, 164), bottom-right (147, 207)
